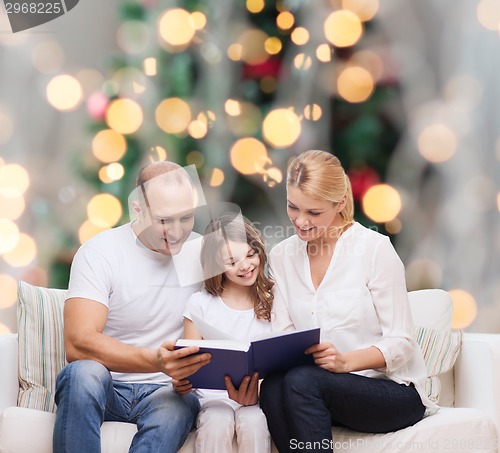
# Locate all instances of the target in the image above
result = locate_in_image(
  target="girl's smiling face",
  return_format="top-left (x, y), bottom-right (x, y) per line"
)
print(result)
top-left (220, 240), bottom-right (260, 288)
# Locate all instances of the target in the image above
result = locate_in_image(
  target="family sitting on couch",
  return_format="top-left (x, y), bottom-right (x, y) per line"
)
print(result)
top-left (54, 151), bottom-right (438, 453)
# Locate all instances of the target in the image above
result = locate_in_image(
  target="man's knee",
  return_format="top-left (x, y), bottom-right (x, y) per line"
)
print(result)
top-left (56, 360), bottom-right (112, 397)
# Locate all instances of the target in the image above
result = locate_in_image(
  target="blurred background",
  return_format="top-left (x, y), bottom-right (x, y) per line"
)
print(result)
top-left (0, 0), bottom-right (499, 334)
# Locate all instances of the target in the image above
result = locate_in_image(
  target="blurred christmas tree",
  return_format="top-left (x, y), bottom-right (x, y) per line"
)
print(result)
top-left (50, 0), bottom-right (403, 287)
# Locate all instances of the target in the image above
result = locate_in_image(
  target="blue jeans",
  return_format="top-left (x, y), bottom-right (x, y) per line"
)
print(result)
top-left (53, 360), bottom-right (200, 453)
top-left (260, 366), bottom-right (425, 453)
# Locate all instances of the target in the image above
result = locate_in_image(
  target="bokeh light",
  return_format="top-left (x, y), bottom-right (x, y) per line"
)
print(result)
top-left (106, 98), bottom-right (143, 135)
top-left (87, 194), bottom-right (122, 228)
top-left (0, 324), bottom-right (11, 335)
top-left (144, 57), bottom-right (157, 76)
top-left (418, 124), bottom-right (457, 163)
top-left (158, 8), bottom-right (196, 49)
top-left (210, 168), bottom-right (225, 187)
top-left (385, 218), bottom-right (402, 235)
top-left (225, 99), bottom-right (241, 116)
top-left (79, 220), bottom-right (109, 244)
top-left (239, 29), bottom-right (269, 65)
top-left (337, 66), bottom-right (374, 103)
top-left (0, 164), bottom-right (30, 198)
top-left (324, 10), bottom-right (363, 47)
top-left (106, 163), bottom-right (125, 182)
top-left (362, 184), bottom-right (402, 223)
top-left (303, 104), bottom-right (322, 121)
top-left (186, 151), bottom-right (205, 168)
top-left (265, 37), bottom-right (282, 55)
top-left (316, 44), bottom-right (333, 62)
top-left (247, 0), bottom-right (265, 13)
top-left (3, 233), bottom-right (37, 267)
top-left (449, 289), bottom-right (478, 329)
top-left (342, 0), bottom-right (379, 22)
top-left (227, 43), bottom-right (243, 61)
top-left (0, 274), bottom-right (17, 308)
top-left (294, 54), bottom-right (312, 70)
top-left (264, 167), bottom-right (283, 187)
top-left (150, 146), bottom-right (167, 162)
top-left (262, 108), bottom-right (301, 148)
top-left (92, 129), bottom-right (127, 163)
top-left (46, 74), bottom-right (83, 111)
top-left (0, 194), bottom-right (25, 220)
top-left (276, 11), bottom-right (295, 30)
top-left (0, 219), bottom-right (20, 254)
top-left (190, 11), bottom-right (207, 30)
top-left (230, 138), bottom-right (269, 175)
top-left (188, 120), bottom-right (208, 139)
top-left (156, 98), bottom-right (192, 134)
top-left (476, 0), bottom-right (500, 30)
top-left (291, 27), bottom-right (310, 46)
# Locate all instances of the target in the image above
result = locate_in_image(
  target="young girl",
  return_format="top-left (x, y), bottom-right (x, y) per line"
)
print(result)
top-left (175, 213), bottom-right (274, 453)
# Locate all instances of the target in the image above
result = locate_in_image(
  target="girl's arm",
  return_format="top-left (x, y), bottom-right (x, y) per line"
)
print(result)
top-left (183, 317), bottom-right (203, 340)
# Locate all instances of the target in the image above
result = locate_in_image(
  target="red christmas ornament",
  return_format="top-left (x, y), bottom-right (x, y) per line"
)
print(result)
top-left (348, 166), bottom-right (380, 202)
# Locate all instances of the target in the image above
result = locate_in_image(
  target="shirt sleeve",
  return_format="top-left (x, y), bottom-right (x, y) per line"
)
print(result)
top-left (66, 245), bottom-right (114, 307)
top-left (269, 252), bottom-right (296, 332)
top-left (183, 291), bottom-right (204, 321)
top-left (368, 236), bottom-right (415, 373)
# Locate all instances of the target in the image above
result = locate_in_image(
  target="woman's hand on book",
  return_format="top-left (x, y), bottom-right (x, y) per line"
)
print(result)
top-left (306, 342), bottom-right (349, 373)
top-left (225, 372), bottom-right (259, 406)
top-left (172, 378), bottom-right (193, 395)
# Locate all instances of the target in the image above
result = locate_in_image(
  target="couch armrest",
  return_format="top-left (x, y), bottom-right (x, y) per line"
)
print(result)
top-left (0, 334), bottom-right (18, 411)
top-left (454, 333), bottom-right (500, 432)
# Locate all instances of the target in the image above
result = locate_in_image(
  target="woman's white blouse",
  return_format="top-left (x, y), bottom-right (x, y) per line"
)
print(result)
top-left (269, 222), bottom-right (437, 412)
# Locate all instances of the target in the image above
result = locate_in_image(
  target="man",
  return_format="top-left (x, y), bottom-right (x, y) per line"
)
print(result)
top-left (53, 161), bottom-right (210, 453)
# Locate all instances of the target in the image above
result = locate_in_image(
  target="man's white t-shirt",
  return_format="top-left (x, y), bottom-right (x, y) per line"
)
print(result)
top-left (67, 223), bottom-right (201, 384)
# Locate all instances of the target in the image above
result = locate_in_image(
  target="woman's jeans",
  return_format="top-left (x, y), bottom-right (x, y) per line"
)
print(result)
top-left (260, 366), bottom-right (426, 453)
top-left (53, 360), bottom-right (200, 453)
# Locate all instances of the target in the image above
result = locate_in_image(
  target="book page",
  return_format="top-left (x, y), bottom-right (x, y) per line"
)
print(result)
top-left (176, 338), bottom-right (250, 352)
top-left (190, 313), bottom-right (236, 341)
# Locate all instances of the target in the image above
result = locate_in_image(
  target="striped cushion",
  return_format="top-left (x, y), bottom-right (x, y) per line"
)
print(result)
top-left (415, 326), bottom-right (462, 403)
top-left (17, 281), bottom-right (67, 412)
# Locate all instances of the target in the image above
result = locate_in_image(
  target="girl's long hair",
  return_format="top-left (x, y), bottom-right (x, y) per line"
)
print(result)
top-left (201, 213), bottom-right (274, 321)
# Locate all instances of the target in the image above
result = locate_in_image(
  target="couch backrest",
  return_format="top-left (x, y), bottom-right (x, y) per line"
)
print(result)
top-left (408, 289), bottom-right (453, 330)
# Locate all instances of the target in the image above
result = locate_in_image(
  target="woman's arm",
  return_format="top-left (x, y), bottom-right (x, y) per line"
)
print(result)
top-left (306, 343), bottom-right (386, 373)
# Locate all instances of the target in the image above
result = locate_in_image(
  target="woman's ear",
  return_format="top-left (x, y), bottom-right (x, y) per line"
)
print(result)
top-left (337, 195), bottom-right (347, 212)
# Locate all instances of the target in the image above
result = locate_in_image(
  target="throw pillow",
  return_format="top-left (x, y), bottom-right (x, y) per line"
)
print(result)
top-left (415, 326), bottom-right (462, 403)
top-left (17, 281), bottom-right (67, 412)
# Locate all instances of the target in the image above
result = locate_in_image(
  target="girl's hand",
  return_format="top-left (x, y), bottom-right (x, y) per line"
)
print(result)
top-left (306, 342), bottom-right (349, 373)
top-left (172, 378), bottom-right (194, 395)
top-left (225, 372), bottom-right (259, 406)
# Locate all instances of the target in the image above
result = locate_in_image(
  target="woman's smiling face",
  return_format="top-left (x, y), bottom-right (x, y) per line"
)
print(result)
top-left (286, 185), bottom-right (344, 242)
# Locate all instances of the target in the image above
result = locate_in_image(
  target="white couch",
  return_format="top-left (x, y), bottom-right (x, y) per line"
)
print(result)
top-left (0, 289), bottom-right (499, 453)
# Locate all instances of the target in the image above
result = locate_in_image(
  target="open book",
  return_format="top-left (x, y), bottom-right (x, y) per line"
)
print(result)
top-left (175, 315), bottom-right (320, 390)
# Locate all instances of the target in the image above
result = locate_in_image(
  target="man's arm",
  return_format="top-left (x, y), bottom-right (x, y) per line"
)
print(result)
top-left (64, 297), bottom-right (211, 380)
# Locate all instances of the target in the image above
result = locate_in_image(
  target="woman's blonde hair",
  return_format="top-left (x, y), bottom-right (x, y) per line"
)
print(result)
top-left (287, 150), bottom-right (354, 226)
top-left (201, 214), bottom-right (274, 321)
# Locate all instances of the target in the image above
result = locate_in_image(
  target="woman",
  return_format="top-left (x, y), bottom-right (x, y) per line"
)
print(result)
top-left (260, 150), bottom-right (437, 452)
